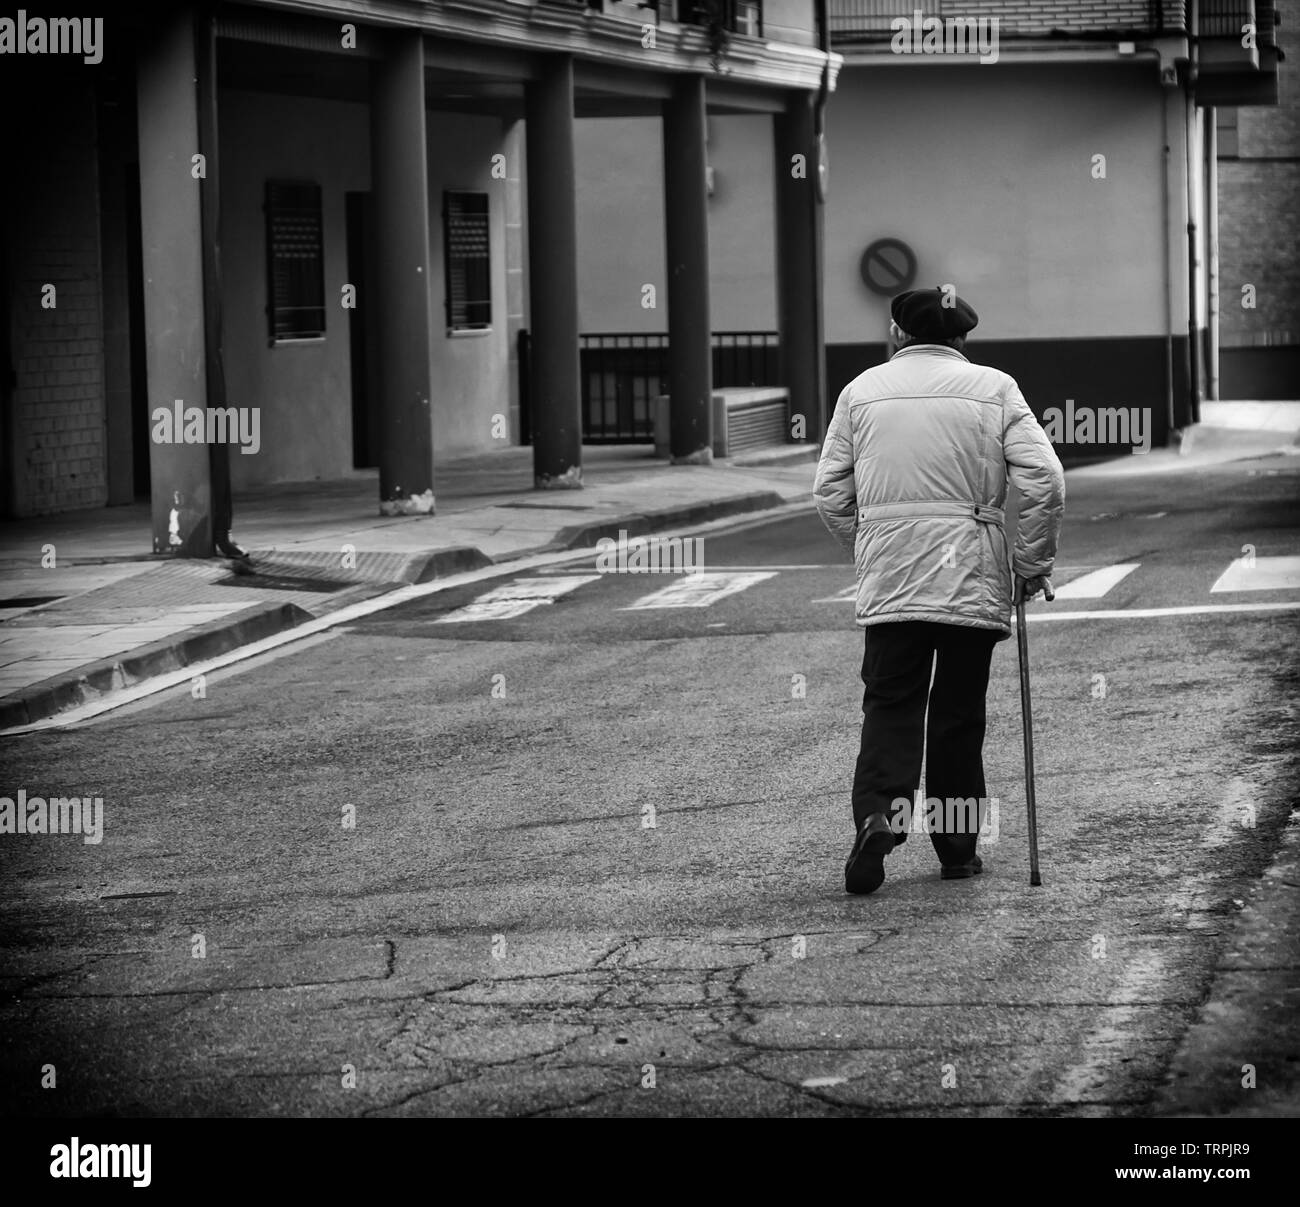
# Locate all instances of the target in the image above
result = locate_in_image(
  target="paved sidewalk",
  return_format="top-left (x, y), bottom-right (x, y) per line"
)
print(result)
top-left (0, 444), bottom-right (816, 730)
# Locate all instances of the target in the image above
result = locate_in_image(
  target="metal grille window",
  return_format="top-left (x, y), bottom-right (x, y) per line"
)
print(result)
top-left (684, 1), bottom-right (763, 36)
top-left (444, 191), bottom-right (491, 330)
top-left (265, 181), bottom-right (325, 341)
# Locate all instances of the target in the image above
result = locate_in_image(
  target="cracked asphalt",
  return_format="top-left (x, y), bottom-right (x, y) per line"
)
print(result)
top-left (0, 450), bottom-right (1297, 1117)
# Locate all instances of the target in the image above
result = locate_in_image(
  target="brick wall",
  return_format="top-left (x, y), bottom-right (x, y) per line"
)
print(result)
top-left (1217, 0), bottom-right (1300, 351)
top-left (3, 70), bottom-right (108, 517)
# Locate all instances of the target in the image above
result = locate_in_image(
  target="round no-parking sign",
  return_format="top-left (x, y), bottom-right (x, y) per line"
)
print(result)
top-left (860, 238), bottom-right (917, 296)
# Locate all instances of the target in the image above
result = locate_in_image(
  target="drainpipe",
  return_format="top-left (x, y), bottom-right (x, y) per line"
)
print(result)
top-left (1131, 45), bottom-right (1178, 443)
top-left (1185, 79), bottom-right (1201, 423)
top-left (1207, 107), bottom-right (1220, 401)
top-left (1183, 1), bottom-right (1203, 427)
top-left (815, 0), bottom-right (830, 135)
top-left (814, 0), bottom-right (829, 437)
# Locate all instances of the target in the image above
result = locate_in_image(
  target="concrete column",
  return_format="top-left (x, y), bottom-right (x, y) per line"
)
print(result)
top-left (196, 12), bottom-right (237, 551)
top-left (98, 84), bottom-right (134, 507)
top-left (663, 76), bottom-right (713, 463)
top-left (136, 7), bottom-right (212, 556)
top-left (371, 31), bottom-right (435, 514)
top-left (774, 93), bottom-right (826, 443)
top-left (525, 56), bottom-right (582, 487)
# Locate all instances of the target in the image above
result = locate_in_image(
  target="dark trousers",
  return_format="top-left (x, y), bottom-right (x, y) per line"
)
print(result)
top-left (851, 621), bottom-right (999, 867)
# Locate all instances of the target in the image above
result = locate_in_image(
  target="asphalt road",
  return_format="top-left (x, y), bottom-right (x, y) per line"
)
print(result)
top-left (1, 451), bottom-right (1297, 1117)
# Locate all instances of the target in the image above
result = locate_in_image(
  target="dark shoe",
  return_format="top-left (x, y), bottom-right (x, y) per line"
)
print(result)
top-left (940, 855), bottom-right (984, 880)
top-left (845, 814), bottom-right (895, 895)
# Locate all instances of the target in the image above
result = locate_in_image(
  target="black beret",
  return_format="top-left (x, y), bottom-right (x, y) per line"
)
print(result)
top-left (891, 287), bottom-right (979, 342)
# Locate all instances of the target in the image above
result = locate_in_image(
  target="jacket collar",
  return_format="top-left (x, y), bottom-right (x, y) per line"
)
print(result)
top-left (890, 344), bottom-right (970, 364)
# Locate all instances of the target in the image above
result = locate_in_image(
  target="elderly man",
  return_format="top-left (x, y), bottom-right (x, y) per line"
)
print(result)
top-left (813, 287), bottom-right (1065, 895)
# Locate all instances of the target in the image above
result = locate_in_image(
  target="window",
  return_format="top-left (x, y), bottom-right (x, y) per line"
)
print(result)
top-left (443, 191), bottom-right (491, 331)
top-left (682, 0), bottom-right (763, 36)
top-left (265, 181), bottom-right (325, 341)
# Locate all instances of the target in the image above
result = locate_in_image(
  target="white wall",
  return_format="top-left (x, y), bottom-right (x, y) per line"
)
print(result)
top-left (219, 89), bottom-right (368, 490)
top-left (574, 113), bottom-right (778, 333)
top-left (760, 0), bottom-right (818, 48)
top-left (218, 91), bottom-right (511, 488)
top-left (823, 62), bottom-right (1170, 344)
top-left (426, 111), bottom-right (512, 457)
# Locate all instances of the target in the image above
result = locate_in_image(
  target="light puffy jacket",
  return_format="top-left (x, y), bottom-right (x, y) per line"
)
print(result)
top-left (813, 344), bottom-right (1065, 637)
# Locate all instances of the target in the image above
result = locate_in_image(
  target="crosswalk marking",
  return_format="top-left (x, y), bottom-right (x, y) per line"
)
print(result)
top-left (1050, 563), bottom-right (1141, 600)
top-left (435, 575), bottom-right (600, 623)
top-left (622, 571), bottom-right (777, 610)
top-left (812, 564), bottom-right (1145, 604)
top-left (431, 554), bottom-right (1299, 625)
top-left (1210, 555), bottom-right (1300, 593)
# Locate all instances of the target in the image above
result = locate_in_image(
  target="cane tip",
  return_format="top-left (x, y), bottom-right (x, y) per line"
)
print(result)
top-left (1030, 874), bottom-right (1042, 887)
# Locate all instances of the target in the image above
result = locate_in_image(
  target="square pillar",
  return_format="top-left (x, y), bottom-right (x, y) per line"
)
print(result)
top-left (774, 93), bottom-right (826, 443)
top-left (371, 31), bottom-right (435, 514)
top-left (136, 7), bottom-right (212, 555)
top-left (663, 75), bottom-right (713, 464)
top-left (525, 55), bottom-right (582, 488)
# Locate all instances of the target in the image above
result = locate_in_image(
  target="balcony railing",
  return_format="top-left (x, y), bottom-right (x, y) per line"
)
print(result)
top-left (827, 0), bottom-right (1190, 41)
top-left (1199, 0), bottom-right (1253, 37)
top-left (580, 0), bottom-right (762, 35)
top-left (828, 0), bottom-right (943, 38)
top-left (679, 0), bottom-right (764, 37)
top-left (1199, 0), bottom-right (1276, 47)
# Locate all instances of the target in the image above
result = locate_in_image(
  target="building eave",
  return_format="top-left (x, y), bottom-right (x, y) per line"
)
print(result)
top-left (235, 0), bottom-right (839, 93)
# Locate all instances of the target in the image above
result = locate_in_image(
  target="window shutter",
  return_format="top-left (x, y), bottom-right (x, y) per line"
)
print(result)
top-left (266, 181), bottom-right (325, 340)
top-left (444, 191), bottom-right (491, 330)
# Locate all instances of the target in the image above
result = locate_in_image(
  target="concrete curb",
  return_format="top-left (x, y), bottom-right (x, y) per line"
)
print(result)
top-left (549, 490), bottom-right (788, 553)
top-left (1153, 810), bottom-right (1300, 1118)
top-left (0, 601), bottom-right (311, 731)
top-left (412, 544), bottom-right (495, 583)
top-left (728, 445), bottom-right (820, 468)
top-left (237, 544), bottom-right (494, 587)
top-left (0, 490), bottom-right (795, 730)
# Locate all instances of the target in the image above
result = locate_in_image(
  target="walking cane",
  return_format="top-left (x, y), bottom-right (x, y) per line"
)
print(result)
top-left (1014, 575), bottom-right (1053, 887)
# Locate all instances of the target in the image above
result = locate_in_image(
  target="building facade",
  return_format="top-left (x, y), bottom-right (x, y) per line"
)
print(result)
top-left (576, 0), bottom-right (1285, 456)
top-left (0, 0), bottom-right (837, 552)
top-left (1216, 0), bottom-right (1299, 398)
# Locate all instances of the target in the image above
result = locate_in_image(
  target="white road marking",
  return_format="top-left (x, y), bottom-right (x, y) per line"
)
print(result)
top-left (1210, 555), bottom-right (1300, 593)
top-left (817, 564), bottom-right (1146, 605)
top-left (434, 575), bottom-right (600, 623)
top-left (801, 1076), bottom-right (848, 1089)
top-left (1022, 602), bottom-right (1300, 622)
top-left (553, 564), bottom-right (843, 575)
top-left (1050, 563), bottom-right (1140, 600)
top-left (623, 571), bottom-right (777, 610)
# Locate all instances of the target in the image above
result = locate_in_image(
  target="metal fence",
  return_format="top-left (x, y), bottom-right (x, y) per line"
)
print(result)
top-left (827, 0), bottom-right (943, 37)
top-left (828, 0), bottom-right (1189, 38)
top-left (1199, 0), bottom-right (1256, 38)
top-left (576, 331), bottom-right (781, 442)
